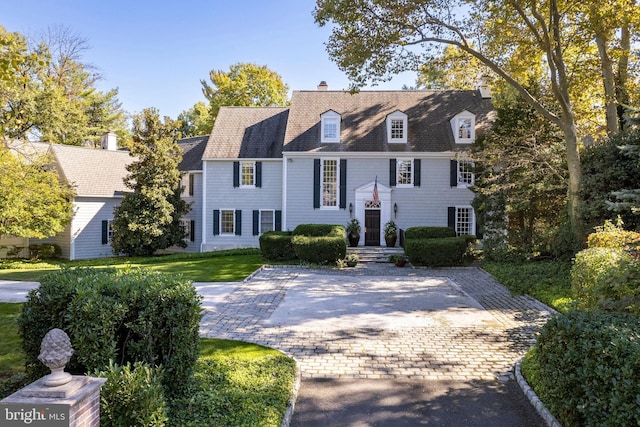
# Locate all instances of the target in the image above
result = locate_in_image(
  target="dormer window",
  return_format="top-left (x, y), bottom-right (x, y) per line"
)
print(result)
top-left (321, 110), bottom-right (341, 143)
top-left (387, 111), bottom-right (408, 143)
top-left (451, 111), bottom-right (475, 144)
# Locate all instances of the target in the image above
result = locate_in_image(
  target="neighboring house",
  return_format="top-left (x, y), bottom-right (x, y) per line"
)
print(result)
top-left (32, 134), bottom-right (132, 259)
top-left (4, 133), bottom-right (208, 260)
top-left (201, 84), bottom-right (493, 251)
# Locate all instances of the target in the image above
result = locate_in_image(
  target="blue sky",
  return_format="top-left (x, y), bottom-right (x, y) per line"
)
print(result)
top-left (1, 0), bottom-right (417, 119)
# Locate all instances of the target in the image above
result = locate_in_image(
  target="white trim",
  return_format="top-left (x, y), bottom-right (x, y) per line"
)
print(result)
top-left (395, 158), bottom-right (414, 188)
top-left (239, 160), bottom-right (256, 188)
top-left (219, 208), bottom-right (236, 236)
top-left (200, 162), bottom-right (207, 252)
top-left (355, 181), bottom-right (393, 246)
top-left (282, 151), bottom-right (455, 159)
top-left (282, 155), bottom-right (288, 231)
top-left (259, 209), bottom-right (275, 234)
top-left (320, 158), bottom-right (340, 209)
top-left (454, 205), bottom-right (475, 236)
top-left (386, 110), bottom-right (408, 143)
top-left (201, 158), bottom-right (283, 162)
top-left (450, 110), bottom-right (475, 144)
top-left (321, 110), bottom-right (341, 143)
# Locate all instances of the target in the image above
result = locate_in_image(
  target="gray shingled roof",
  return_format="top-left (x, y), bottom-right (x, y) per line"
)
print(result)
top-left (50, 144), bottom-right (131, 197)
top-left (203, 107), bottom-right (289, 159)
top-left (283, 90), bottom-right (494, 153)
top-left (178, 135), bottom-right (208, 171)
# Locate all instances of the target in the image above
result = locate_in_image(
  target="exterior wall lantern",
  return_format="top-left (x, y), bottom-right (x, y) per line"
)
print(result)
top-left (349, 202), bottom-right (353, 217)
top-left (393, 202), bottom-right (398, 218)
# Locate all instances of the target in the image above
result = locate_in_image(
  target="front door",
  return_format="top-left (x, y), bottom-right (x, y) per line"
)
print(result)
top-left (364, 209), bottom-right (381, 246)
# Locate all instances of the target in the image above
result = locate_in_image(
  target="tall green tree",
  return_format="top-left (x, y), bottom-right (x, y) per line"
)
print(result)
top-left (110, 109), bottom-right (190, 257)
top-left (314, 0), bottom-right (640, 240)
top-left (0, 25), bottom-right (128, 145)
top-left (472, 83), bottom-right (569, 257)
top-left (0, 144), bottom-right (74, 238)
top-left (0, 26), bottom-right (47, 139)
top-left (176, 101), bottom-right (213, 137)
top-left (201, 62), bottom-right (289, 126)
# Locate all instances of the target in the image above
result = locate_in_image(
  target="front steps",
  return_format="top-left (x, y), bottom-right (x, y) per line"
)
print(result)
top-left (347, 246), bottom-right (405, 263)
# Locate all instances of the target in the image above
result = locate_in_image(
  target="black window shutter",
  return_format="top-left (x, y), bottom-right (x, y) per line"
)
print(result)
top-left (253, 210), bottom-right (259, 235)
top-left (339, 159), bottom-right (347, 209)
top-left (102, 220), bottom-right (108, 244)
top-left (188, 174), bottom-right (194, 195)
top-left (389, 159), bottom-right (396, 187)
top-left (235, 210), bottom-right (242, 235)
top-left (255, 162), bottom-right (262, 188)
top-left (275, 210), bottom-right (282, 231)
top-left (475, 221), bottom-right (483, 239)
top-left (213, 210), bottom-right (220, 235)
top-left (233, 162), bottom-right (240, 187)
top-left (447, 207), bottom-right (456, 229)
top-left (313, 159), bottom-right (321, 208)
top-left (414, 159), bottom-right (421, 187)
top-left (190, 220), bottom-right (195, 241)
top-left (450, 160), bottom-right (458, 187)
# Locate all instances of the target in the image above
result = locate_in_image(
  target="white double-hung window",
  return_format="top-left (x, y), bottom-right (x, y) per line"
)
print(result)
top-left (386, 111), bottom-right (408, 143)
top-left (240, 161), bottom-right (255, 187)
top-left (321, 110), bottom-right (341, 143)
top-left (457, 159), bottom-right (474, 187)
top-left (396, 159), bottom-right (413, 187)
top-left (321, 159), bottom-right (339, 208)
top-left (451, 111), bottom-right (475, 144)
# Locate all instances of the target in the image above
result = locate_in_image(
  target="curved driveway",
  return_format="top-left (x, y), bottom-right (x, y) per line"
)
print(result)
top-left (199, 265), bottom-right (554, 381)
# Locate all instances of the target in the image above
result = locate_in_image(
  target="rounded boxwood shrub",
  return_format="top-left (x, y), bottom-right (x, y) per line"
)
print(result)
top-left (522, 310), bottom-right (640, 426)
top-left (571, 247), bottom-right (640, 315)
top-left (259, 231), bottom-right (296, 261)
top-left (18, 267), bottom-right (202, 397)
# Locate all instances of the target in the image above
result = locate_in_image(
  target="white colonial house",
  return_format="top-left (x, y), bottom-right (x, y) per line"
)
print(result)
top-left (200, 84), bottom-right (493, 251)
top-left (1, 83), bottom-right (493, 260)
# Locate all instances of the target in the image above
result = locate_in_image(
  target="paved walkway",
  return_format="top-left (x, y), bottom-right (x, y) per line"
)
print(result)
top-left (199, 265), bottom-right (554, 381)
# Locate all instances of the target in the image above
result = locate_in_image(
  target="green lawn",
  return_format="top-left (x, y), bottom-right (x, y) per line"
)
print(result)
top-left (482, 259), bottom-right (575, 312)
top-left (0, 303), bottom-right (24, 378)
top-left (0, 249), bottom-right (265, 282)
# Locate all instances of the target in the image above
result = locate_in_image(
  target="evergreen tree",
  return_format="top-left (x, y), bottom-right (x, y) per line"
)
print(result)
top-left (110, 109), bottom-right (190, 256)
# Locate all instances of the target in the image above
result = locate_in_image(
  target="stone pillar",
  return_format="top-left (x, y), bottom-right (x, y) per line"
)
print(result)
top-left (0, 328), bottom-right (106, 426)
top-left (1, 376), bottom-right (106, 426)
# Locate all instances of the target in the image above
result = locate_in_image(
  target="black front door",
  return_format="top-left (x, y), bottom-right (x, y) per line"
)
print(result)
top-left (364, 210), bottom-right (381, 246)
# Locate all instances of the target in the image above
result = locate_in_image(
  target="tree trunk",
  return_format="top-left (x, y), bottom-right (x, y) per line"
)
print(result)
top-left (562, 120), bottom-right (583, 241)
top-left (595, 33), bottom-right (619, 135)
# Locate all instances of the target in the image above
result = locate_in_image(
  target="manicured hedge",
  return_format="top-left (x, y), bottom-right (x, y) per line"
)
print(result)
top-left (259, 231), bottom-right (296, 261)
top-left (291, 235), bottom-right (346, 264)
top-left (405, 236), bottom-right (474, 267)
top-left (18, 268), bottom-right (202, 397)
top-left (292, 223), bottom-right (344, 237)
top-left (404, 226), bottom-right (457, 240)
top-left (522, 310), bottom-right (640, 426)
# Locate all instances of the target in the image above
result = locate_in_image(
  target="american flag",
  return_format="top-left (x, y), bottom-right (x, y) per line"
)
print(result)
top-left (373, 176), bottom-right (379, 203)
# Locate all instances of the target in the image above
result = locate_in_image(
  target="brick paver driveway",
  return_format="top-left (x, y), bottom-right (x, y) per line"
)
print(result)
top-left (199, 265), bottom-right (554, 381)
